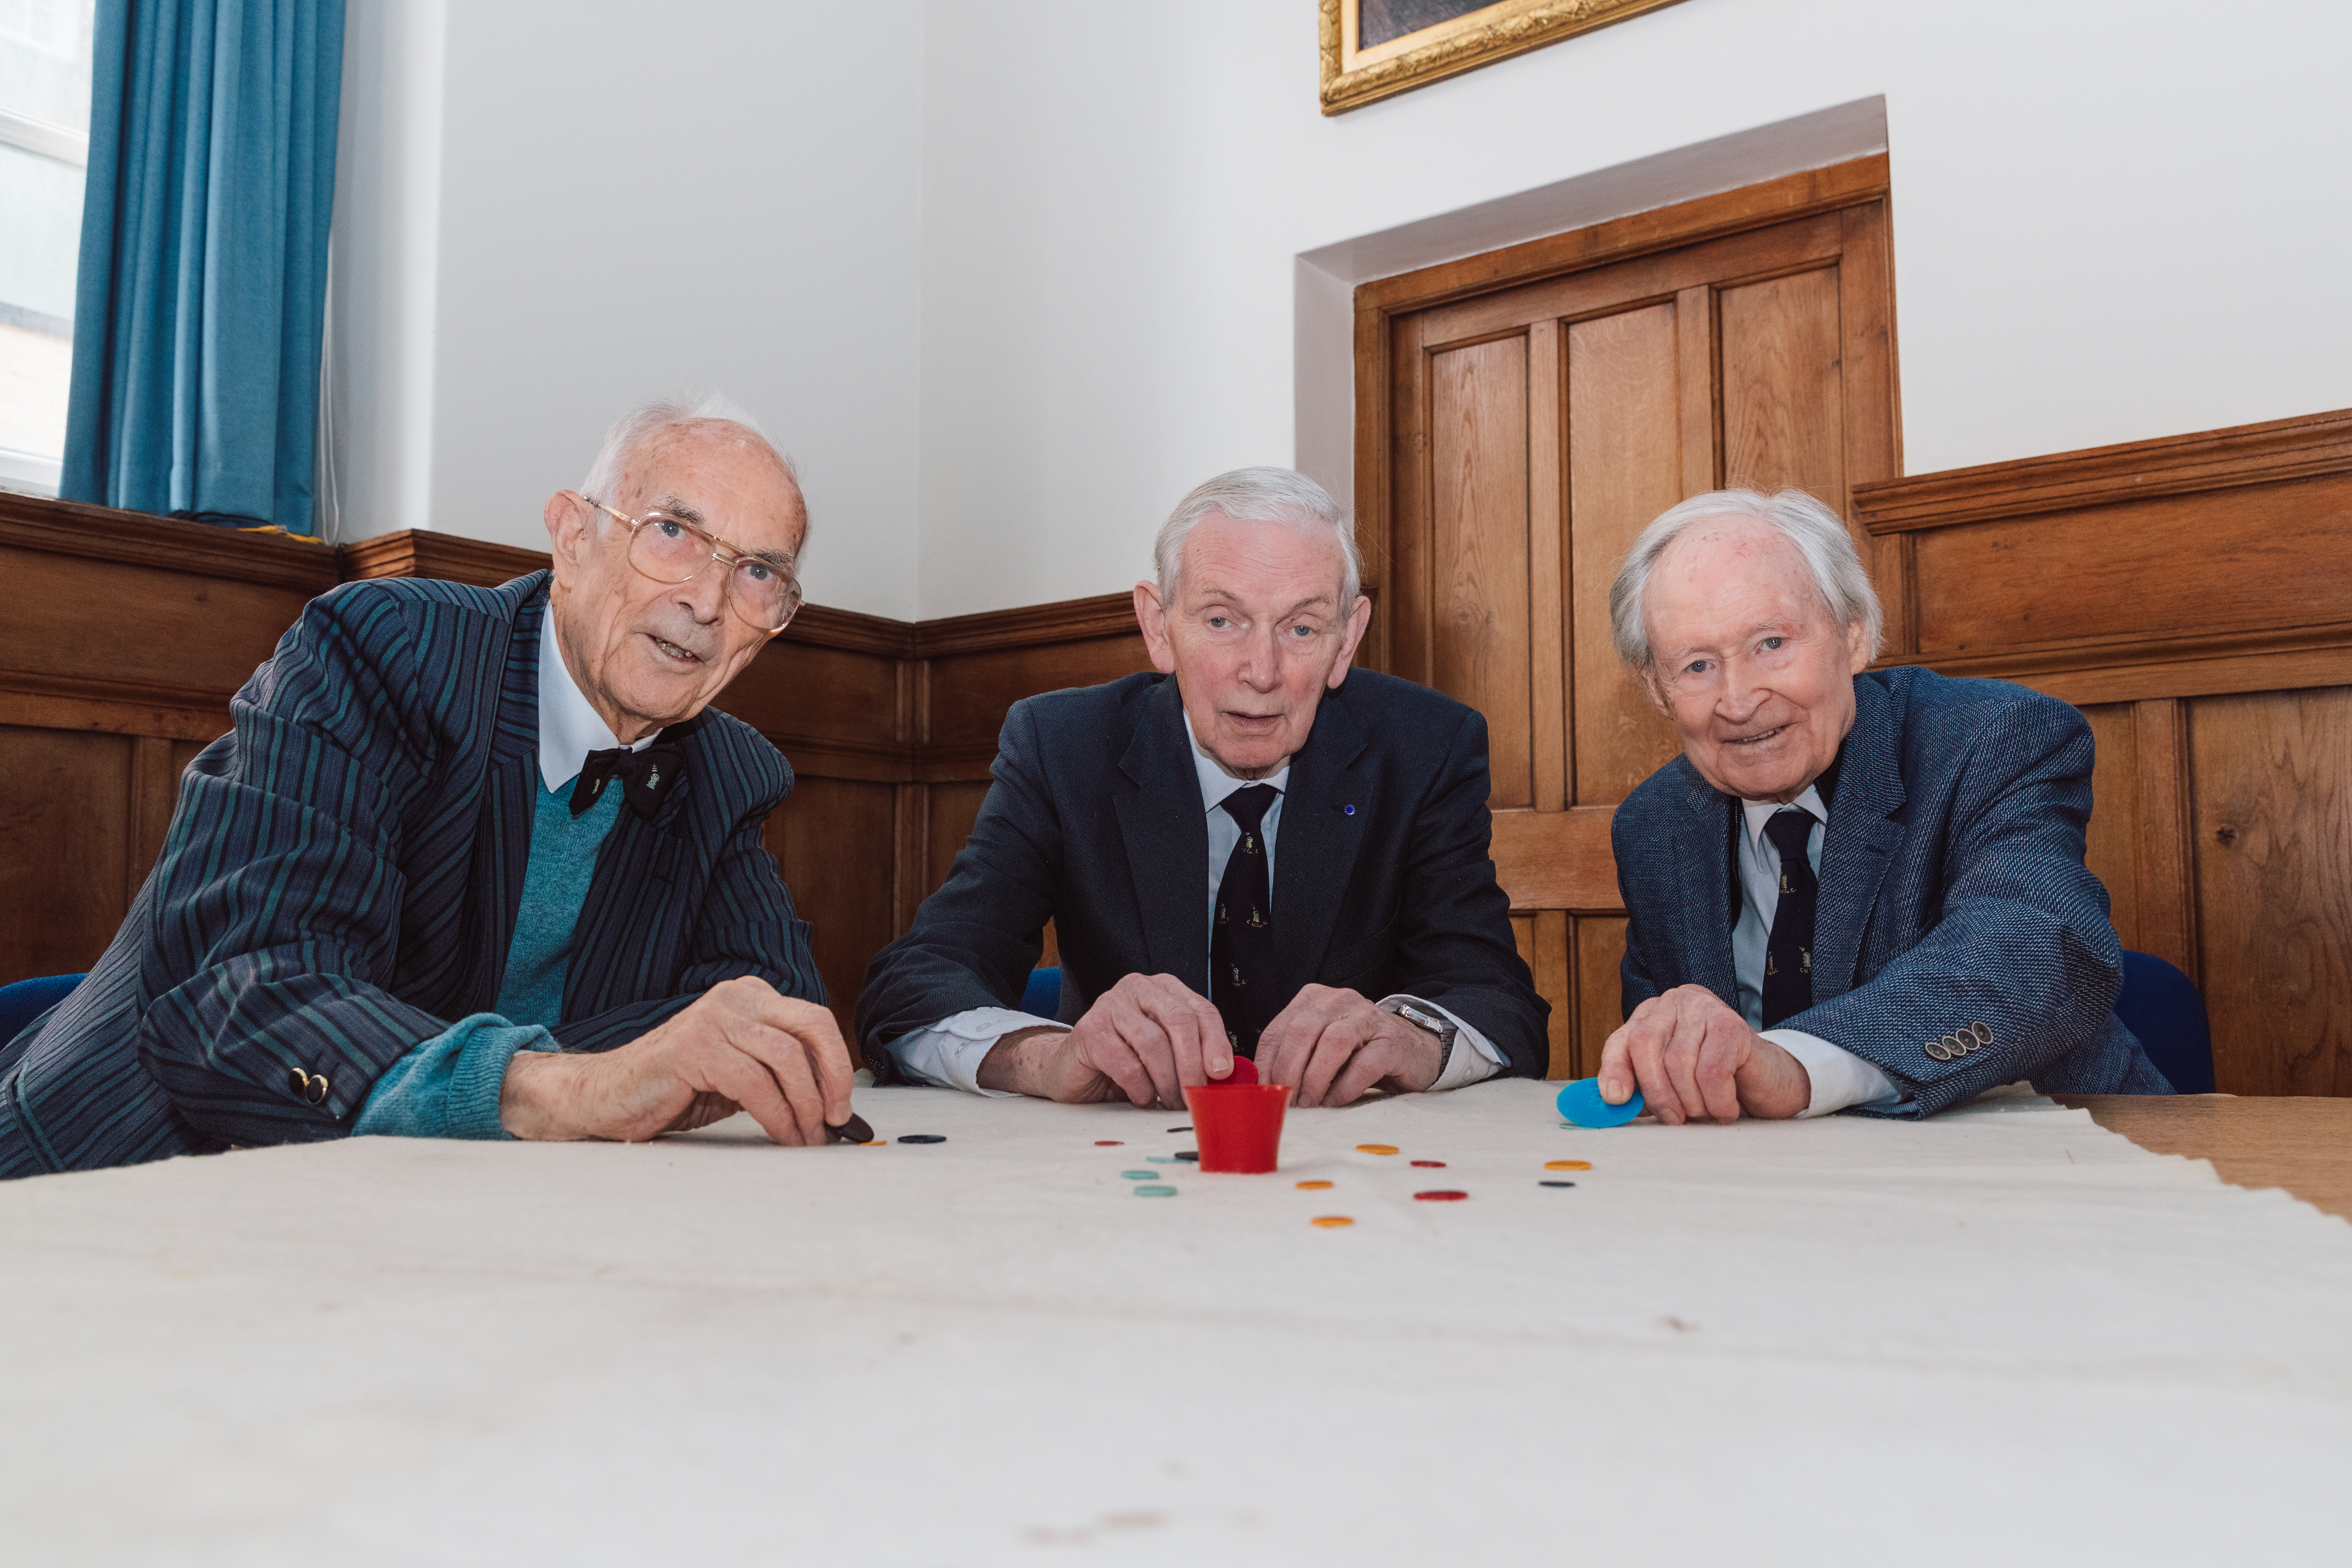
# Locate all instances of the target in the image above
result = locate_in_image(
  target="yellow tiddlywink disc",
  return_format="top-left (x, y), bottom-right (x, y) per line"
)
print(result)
top-left (1356, 1144), bottom-right (1400, 1155)
top-left (1310, 1216), bottom-right (1355, 1228)
top-left (1295, 1179), bottom-right (1334, 1190)
top-left (1545, 1159), bottom-right (1591, 1171)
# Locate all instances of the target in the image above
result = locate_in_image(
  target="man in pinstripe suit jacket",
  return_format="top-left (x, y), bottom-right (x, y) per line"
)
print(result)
top-left (1595, 487), bottom-right (2168, 1125)
top-left (0, 401), bottom-right (855, 1176)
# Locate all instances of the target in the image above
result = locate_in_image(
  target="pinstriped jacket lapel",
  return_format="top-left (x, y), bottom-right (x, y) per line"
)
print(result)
top-left (567, 714), bottom-right (700, 1020)
top-left (462, 584), bottom-right (545, 1013)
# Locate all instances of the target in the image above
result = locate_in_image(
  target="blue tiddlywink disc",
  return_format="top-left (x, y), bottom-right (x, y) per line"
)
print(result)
top-left (1556, 1077), bottom-right (1644, 1128)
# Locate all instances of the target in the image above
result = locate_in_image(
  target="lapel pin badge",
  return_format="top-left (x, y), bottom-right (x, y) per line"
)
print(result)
top-left (1343, 804), bottom-right (1356, 816)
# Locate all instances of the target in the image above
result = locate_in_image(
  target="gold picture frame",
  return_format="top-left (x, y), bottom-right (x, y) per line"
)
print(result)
top-left (1320, 0), bottom-right (1689, 115)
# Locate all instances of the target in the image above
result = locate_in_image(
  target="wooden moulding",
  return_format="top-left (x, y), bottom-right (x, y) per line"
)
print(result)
top-left (1852, 406), bottom-right (2352, 533)
top-left (1856, 407), bottom-right (2352, 701)
top-left (0, 491), bottom-right (342, 595)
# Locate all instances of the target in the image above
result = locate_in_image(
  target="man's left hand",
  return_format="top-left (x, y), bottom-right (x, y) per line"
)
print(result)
top-left (1254, 986), bottom-right (1444, 1107)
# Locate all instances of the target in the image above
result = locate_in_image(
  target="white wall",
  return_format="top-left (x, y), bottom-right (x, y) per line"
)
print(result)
top-left (914, 0), bottom-right (2352, 617)
top-left (330, 0), bottom-right (926, 620)
top-left (328, 1), bottom-right (2352, 623)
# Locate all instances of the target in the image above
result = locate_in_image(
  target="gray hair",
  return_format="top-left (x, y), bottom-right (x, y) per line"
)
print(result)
top-left (580, 394), bottom-right (804, 538)
top-left (1154, 467), bottom-right (1362, 607)
top-left (1609, 487), bottom-right (1881, 668)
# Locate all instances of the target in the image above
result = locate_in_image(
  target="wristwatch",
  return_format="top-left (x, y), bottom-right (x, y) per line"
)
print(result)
top-left (1385, 998), bottom-right (1459, 1078)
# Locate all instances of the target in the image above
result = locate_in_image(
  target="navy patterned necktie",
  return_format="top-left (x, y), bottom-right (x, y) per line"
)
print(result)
top-left (1761, 808), bottom-right (1819, 1028)
top-left (1211, 784), bottom-right (1280, 1059)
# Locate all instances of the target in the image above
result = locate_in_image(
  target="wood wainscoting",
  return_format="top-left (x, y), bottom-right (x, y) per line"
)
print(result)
top-left (0, 496), bottom-right (1150, 1039)
top-left (1855, 409), bottom-right (2352, 1096)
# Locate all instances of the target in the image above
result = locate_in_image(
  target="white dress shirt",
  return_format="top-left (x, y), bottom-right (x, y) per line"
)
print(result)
top-left (1732, 787), bottom-right (1904, 1116)
top-left (536, 612), bottom-right (649, 793)
top-left (886, 714), bottom-right (1509, 1096)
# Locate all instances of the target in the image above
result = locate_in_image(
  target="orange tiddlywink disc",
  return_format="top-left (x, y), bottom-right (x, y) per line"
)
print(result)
top-left (1295, 1179), bottom-right (1334, 1190)
top-left (1545, 1159), bottom-right (1592, 1171)
top-left (1310, 1216), bottom-right (1355, 1228)
top-left (1356, 1144), bottom-right (1400, 1155)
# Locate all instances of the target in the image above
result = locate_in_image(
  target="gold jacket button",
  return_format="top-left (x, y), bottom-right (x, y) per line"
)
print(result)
top-left (288, 1066), bottom-right (309, 1096)
top-left (306, 1075), bottom-right (330, 1106)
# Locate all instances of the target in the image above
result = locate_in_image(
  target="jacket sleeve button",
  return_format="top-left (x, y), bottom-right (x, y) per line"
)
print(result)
top-left (1924, 1040), bottom-right (1951, 1062)
top-left (306, 1075), bottom-right (330, 1106)
top-left (1971, 1022), bottom-right (1994, 1046)
top-left (288, 1066), bottom-right (309, 1096)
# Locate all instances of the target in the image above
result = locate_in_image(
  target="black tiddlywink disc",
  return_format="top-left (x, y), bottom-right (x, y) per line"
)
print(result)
top-left (825, 1113), bottom-right (875, 1144)
top-left (897, 1134), bottom-right (947, 1144)
top-left (1166, 1126), bottom-right (1191, 1133)
top-left (1539, 1179), bottom-right (1577, 1188)
top-left (1172, 1151), bottom-right (1199, 1162)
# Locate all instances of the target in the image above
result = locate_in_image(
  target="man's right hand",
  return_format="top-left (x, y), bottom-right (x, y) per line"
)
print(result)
top-left (977, 972), bottom-right (1234, 1109)
top-left (499, 976), bottom-right (857, 1144)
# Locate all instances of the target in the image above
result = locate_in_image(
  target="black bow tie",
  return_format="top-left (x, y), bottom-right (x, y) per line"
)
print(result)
top-left (570, 738), bottom-right (686, 821)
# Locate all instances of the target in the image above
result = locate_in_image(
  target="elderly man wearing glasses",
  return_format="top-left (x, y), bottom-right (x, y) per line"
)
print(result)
top-left (0, 398), bottom-right (858, 1178)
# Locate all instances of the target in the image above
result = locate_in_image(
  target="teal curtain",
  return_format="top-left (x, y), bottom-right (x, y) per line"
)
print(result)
top-left (60, 0), bottom-right (346, 533)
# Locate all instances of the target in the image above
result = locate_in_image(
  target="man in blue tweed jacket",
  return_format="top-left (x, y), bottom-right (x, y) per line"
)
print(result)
top-left (0, 398), bottom-right (855, 1176)
top-left (1597, 487), bottom-right (2170, 1124)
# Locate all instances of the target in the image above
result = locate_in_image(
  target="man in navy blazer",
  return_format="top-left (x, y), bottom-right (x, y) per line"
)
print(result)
top-left (1598, 487), bottom-right (2169, 1124)
top-left (0, 398), bottom-right (857, 1176)
top-left (858, 468), bottom-right (1547, 1111)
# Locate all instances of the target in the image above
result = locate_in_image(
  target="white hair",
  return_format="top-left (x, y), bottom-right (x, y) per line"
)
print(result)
top-left (579, 394), bottom-right (805, 539)
top-left (1153, 467), bottom-right (1361, 606)
top-left (1609, 487), bottom-right (1882, 668)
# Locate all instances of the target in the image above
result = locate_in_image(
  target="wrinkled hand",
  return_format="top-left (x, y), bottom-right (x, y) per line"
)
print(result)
top-left (1596, 983), bottom-right (1810, 1125)
top-left (499, 976), bottom-right (857, 1145)
top-left (978, 973), bottom-right (1234, 1109)
top-left (1256, 985), bottom-right (1444, 1108)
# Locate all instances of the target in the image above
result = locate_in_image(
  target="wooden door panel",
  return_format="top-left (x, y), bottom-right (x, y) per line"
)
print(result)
top-left (2187, 686), bottom-right (2352, 1095)
top-left (1368, 168), bottom-right (1900, 1077)
top-left (1566, 301), bottom-right (1688, 807)
top-left (1718, 265), bottom-right (1848, 511)
top-left (1429, 335), bottom-right (1534, 808)
top-left (1412, 212), bottom-right (1843, 350)
top-left (766, 776), bottom-right (898, 1037)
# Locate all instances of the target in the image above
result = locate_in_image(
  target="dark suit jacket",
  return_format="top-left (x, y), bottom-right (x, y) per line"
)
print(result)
top-left (1612, 665), bottom-right (2170, 1116)
top-left (857, 670), bottom-right (1548, 1079)
top-left (0, 572), bottom-right (821, 1176)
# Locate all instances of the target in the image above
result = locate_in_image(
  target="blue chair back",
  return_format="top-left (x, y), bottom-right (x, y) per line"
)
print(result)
top-left (0, 973), bottom-right (86, 1052)
top-left (2114, 950), bottom-right (2215, 1094)
top-left (1021, 965), bottom-right (1063, 1020)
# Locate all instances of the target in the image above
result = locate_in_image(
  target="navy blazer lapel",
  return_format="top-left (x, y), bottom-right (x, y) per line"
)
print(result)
top-left (1666, 759), bottom-right (1740, 1006)
top-left (1272, 684), bottom-right (1371, 992)
top-left (1112, 679), bottom-right (1212, 986)
top-left (1813, 676), bottom-right (1906, 1001)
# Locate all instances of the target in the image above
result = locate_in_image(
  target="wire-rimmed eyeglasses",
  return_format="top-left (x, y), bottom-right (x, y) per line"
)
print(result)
top-left (581, 494), bottom-right (803, 633)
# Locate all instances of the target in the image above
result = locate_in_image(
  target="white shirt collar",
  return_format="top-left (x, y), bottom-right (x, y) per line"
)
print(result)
top-left (537, 609), bottom-right (648, 793)
top-left (1182, 710), bottom-right (1290, 811)
top-left (1739, 784), bottom-right (1828, 854)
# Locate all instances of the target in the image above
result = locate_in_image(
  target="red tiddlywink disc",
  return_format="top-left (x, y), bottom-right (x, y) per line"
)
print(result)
top-left (1221, 1057), bottom-right (1260, 1085)
top-left (1411, 1159), bottom-right (1446, 1167)
top-left (1413, 1189), bottom-right (1470, 1202)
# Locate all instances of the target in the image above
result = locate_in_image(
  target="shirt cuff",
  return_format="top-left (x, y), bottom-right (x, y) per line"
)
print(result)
top-left (1376, 995), bottom-right (1506, 1092)
top-left (354, 1013), bottom-right (559, 1140)
top-left (885, 1007), bottom-right (1062, 1097)
top-left (1762, 1028), bottom-right (1905, 1118)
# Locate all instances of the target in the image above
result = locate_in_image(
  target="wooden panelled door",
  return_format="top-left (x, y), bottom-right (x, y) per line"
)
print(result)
top-left (1355, 159), bottom-right (1900, 1078)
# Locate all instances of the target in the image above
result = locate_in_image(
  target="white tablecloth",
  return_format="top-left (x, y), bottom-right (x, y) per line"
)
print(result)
top-left (3, 1080), bottom-right (2347, 1565)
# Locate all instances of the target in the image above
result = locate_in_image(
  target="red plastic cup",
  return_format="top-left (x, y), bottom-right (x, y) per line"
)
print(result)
top-left (1183, 1082), bottom-right (1289, 1173)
